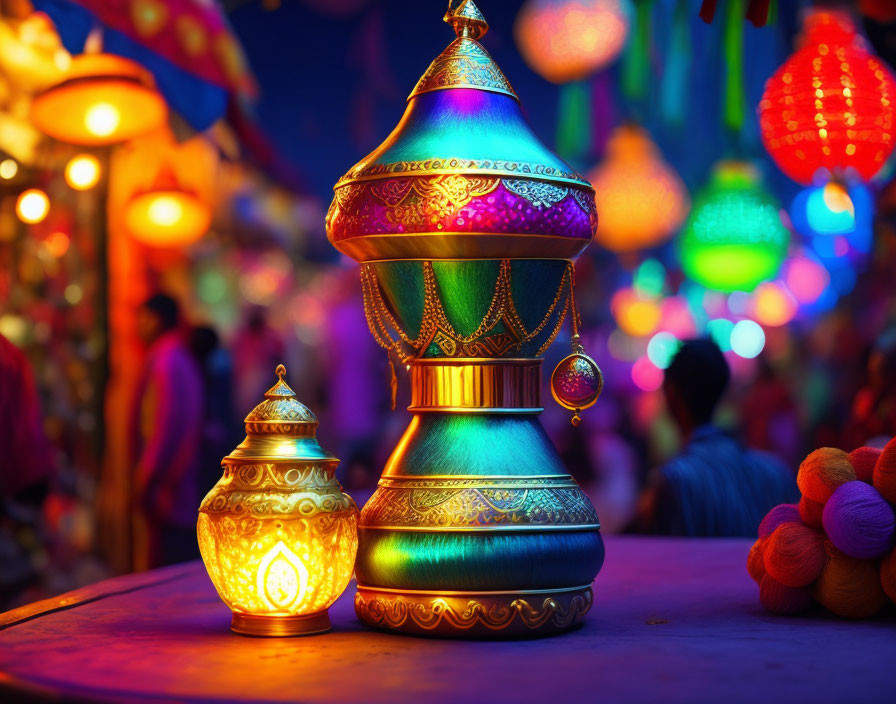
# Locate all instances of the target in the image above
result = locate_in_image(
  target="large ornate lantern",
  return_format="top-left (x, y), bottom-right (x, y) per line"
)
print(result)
top-left (327, 0), bottom-right (604, 638)
top-left (758, 10), bottom-right (896, 185)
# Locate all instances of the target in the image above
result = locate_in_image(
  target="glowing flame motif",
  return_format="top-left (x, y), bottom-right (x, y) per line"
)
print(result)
top-left (257, 541), bottom-right (308, 612)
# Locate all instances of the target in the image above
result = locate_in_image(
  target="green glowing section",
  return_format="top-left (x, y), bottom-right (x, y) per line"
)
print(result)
top-left (681, 245), bottom-right (785, 294)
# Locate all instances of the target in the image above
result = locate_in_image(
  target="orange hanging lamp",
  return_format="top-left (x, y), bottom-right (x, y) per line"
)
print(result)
top-left (124, 165), bottom-right (211, 247)
top-left (588, 125), bottom-right (689, 253)
top-left (30, 53), bottom-right (167, 146)
top-left (758, 10), bottom-right (896, 185)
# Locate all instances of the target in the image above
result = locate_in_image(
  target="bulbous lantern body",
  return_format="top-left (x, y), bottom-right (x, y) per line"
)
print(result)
top-left (327, 1), bottom-right (604, 638)
top-left (758, 10), bottom-right (896, 185)
top-left (198, 366), bottom-right (359, 636)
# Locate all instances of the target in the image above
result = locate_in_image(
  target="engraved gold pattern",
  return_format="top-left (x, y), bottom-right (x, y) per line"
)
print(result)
top-left (360, 260), bottom-right (572, 362)
top-left (336, 158), bottom-right (590, 187)
top-left (360, 479), bottom-right (599, 530)
top-left (354, 585), bottom-right (593, 633)
top-left (409, 36), bottom-right (516, 100)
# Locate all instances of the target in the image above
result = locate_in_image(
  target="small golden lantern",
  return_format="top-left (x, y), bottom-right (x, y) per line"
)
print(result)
top-left (30, 53), bottom-right (167, 146)
top-left (198, 365), bottom-right (359, 636)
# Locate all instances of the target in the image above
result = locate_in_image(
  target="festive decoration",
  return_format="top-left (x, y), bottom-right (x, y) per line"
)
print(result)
top-left (588, 125), bottom-right (689, 253)
top-left (328, 1), bottom-right (603, 638)
top-left (16, 188), bottom-right (50, 224)
top-left (514, 0), bottom-right (631, 83)
top-left (679, 162), bottom-right (789, 293)
top-left (117, 132), bottom-right (216, 247)
top-left (198, 365), bottom-right (359, 636)
top-left (611, 287), bottom-right (661, 337)
top-left (750, 440), bottom-right (896, 618)
top-left (758, 10), bottom-right (896, 185)
top-left (30, 52), bottom-right (167, 145)
top-left (64, 154), bottom-right (101, 190)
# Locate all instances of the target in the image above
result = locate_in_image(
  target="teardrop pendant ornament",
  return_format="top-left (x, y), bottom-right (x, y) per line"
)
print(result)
top-left (551, 335), bottom-right (603, 426)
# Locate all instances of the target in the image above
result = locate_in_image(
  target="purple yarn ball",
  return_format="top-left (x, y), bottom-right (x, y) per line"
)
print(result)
top-left (758, 504), bottom-right (802, 538)
top-left (823, 481), bottom-right (896, 559)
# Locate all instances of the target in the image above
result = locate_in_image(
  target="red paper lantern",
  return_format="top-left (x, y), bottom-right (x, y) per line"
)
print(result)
top-left (758, 10), bottom-right (896, 185)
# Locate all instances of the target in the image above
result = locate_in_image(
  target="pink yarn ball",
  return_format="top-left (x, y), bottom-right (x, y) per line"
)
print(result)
top-left (758, 504), bottom-right (801, 539)
top-left (759, 574), bottom-right (812, 615)
top-left (822, 481), bottom-right (896, 559)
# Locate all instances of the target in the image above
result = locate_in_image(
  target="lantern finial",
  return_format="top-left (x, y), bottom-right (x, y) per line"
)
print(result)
top-left (444, 0), bottom-right (488, 39)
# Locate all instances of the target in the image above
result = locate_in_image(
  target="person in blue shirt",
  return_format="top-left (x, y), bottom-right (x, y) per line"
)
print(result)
top-left (635, 338), bottom-right (798, 536)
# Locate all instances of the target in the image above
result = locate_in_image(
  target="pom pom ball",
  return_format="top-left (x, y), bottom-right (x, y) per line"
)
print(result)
top-left (797, 447), bottom-right (855, 503)
top-left (764, 523), bottom-right (827, 587)
top-left (822, 481), bottom-right (895, 559)
top-left (849, 446), bottom-right (881, 484)
top-left (758, 504), bottom-right (801, 539)
top-left (799, 496), bottom-right (825, 530)
top-left (747, 539), bottom-right (766, 584)
top-left (881, 548), bottom-right (896, 605)
top-left (814, 543), bottom-right (887, 618)
top-left (873, 436), bottom-right (896, 504)
top-left (759, 575), bottom-right (812, 615)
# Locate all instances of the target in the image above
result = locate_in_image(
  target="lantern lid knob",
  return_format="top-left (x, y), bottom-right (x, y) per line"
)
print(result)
top-left (444, 0), bottom-right (488, 39)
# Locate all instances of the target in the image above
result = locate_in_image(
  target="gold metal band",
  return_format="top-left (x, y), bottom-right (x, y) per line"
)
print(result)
top-left (230, 610), bottom-right (331, 637)
top-left (408, 358), bottom-right (541, 412)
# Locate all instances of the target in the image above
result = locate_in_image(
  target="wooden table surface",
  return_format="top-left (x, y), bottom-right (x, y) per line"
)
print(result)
top-left (1, 535), bottom-right (893, 704)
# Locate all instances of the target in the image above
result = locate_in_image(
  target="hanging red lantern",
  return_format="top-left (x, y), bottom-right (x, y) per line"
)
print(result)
top-left (758, 10), bottom-right (896, 185)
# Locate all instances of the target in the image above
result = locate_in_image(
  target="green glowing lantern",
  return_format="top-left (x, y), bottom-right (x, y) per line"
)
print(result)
top-left (679, 161), bottom-right (789, 293)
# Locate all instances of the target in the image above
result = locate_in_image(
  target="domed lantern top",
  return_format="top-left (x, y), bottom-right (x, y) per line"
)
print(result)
top-left (327, 0), bottom-right (598, 262)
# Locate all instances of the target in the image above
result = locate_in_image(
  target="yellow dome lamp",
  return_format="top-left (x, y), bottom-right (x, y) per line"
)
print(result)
top-left (123, 167), bottom-right (212, 247)
top-left (30, 53), bottom-right (167, 146)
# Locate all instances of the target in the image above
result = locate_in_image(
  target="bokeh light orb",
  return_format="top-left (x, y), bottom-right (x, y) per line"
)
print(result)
top-left (707, 318), bottom-right (734, 352)
top-left (730, 319), bottom-right (766, 359)
top-left (612, 287), bottom-right (661, 337)
top-left (679, 161), bottom-right (789, 293)
top-left (589, 126), bottom-right (690, 252)
top-left (16, 188), bottom-right (49, 224)
top-left (0, 158), bottom-right (18, 180)
top-left (631, 356), bottom-right (663, 391)
top-left (750, 282), bottom-right (798, 327)
top-left (515, 0), bottom-right (631, 83)
top-left (65, 154), bottom-right (100, 190)
top-left (647, 332), bottom-right (680, 370)
top-left (758, 10), bottom-right (896, 184)
top-left (783, 254), bottom-right (830, 305)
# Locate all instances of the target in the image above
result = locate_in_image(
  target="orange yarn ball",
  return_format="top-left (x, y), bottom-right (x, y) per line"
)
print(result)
top-left (873, 436), bottom-right (896, 504)
top-left (881, 548), bottom-right (896, 605)
top-left (747, 538), bottom-right (767, 584)
top-left (764, 522), bottom-right (826, 587)
top-left (799, 495), bottom-right (825, 530)
top-left (849, 446), bottom-right (882, 484)
top-left (814, 542), bottom-right (887, 619)
top-left (759, 574), bottom-right (812, 615)
top-left (797, 447), bottom-right (856, 503)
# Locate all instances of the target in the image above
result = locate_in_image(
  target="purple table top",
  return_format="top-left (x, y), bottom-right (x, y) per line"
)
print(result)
top-left (1, 535), bottom-right (893, 704)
